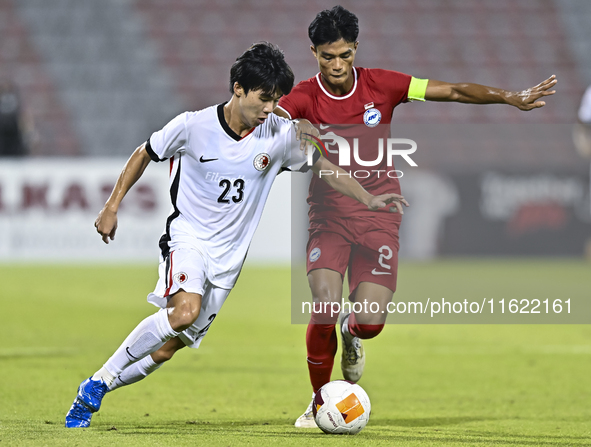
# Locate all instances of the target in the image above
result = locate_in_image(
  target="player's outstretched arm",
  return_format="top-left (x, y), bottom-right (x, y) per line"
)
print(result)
top-left (311, 156), bottom-right (409, 213)
top-left (95, 143), bottom-right (152, 244)
top-left (425, 75), bottom-right (557, 111)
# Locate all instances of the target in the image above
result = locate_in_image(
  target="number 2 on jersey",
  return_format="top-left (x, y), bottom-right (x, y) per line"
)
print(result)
top-left (218, 178), bottom-right (245, 204)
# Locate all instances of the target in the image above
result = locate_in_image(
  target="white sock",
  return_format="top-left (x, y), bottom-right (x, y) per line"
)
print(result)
top-left (91, 366), bottom-right (116, 387)
top-left (108, 355), bottom-right (162, 391)
top-left (103, 308), bottom-right (179, 376)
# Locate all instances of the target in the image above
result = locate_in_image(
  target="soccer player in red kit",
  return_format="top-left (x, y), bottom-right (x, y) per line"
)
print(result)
top-left (274, 5), bottom-right (557, 427)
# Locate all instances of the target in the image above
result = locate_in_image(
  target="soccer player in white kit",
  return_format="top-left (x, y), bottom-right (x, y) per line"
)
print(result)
top-left (65, 42), bottom-right (408, 428)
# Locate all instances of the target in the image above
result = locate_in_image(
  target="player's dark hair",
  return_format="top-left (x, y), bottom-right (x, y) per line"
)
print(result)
top-left (308, 5), bottom-right (359, 47)
top-left (229, 42), bottom-right (294, 97)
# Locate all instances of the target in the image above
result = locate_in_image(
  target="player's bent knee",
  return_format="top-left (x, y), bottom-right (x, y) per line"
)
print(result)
top-left (170, 307), bottom-right (200, 331)
top-left (168, 292), bottom-right (202, 331)
top-left (308, 270), bottom-right (343, 303)
top-left (310, 283), bottom-right (342, 304)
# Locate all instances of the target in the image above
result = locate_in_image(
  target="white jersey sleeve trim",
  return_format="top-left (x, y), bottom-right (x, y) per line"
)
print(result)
top-left (274, 105), bottom-right (292, 120)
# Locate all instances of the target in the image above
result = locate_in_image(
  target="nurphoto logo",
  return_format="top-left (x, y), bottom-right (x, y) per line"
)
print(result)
top-left (303, 131), bottom-right (418, 179)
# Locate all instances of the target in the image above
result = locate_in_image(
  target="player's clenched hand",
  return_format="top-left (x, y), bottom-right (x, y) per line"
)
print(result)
top-left (294, 119), bottom-right (319, 153)
top-left (367, 193), bottom-right (410, 214)
top-left (511, 75), bottom-right (557, 111)
top-left (94, 207), bottom-right (118, 244)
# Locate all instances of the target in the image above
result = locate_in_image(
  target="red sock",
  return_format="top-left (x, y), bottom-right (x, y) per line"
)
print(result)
top-left (306, 312), bottom-right (338, 393)
top-left (348, 312), bottom-right (384, 339)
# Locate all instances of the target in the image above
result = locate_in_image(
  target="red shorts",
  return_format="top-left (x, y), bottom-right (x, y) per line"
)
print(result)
top-left (306, 217), bottom-right (400, 297)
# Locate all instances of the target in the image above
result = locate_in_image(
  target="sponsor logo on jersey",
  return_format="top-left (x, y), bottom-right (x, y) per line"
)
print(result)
top-left (363, 108), bottom-right (381, 127)
top-left (253, 153), bottom-right (271, 171)
top-left (309, 247), bottom-right (321, 262)
top-left (174, 272), bottom-right (188, 283)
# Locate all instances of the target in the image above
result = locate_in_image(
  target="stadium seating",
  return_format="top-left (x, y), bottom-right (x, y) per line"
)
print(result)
top-left (131, 0), bottom-right (586, 170)
top-left (132, 0), bottom-right (581, 121)
top-left (2, 0), bottom-right (589, 167)
top-left (0, 0), bottom-right (80, 156)
top-left (13, 0), bottom-right (183, 156)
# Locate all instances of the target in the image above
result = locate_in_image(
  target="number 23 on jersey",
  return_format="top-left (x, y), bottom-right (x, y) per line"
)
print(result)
top-left (217, 178), bottom-right (245, 204)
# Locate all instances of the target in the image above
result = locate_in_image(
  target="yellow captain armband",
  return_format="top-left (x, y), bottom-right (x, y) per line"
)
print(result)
top-left (408, 77), bottom-right (428, 102)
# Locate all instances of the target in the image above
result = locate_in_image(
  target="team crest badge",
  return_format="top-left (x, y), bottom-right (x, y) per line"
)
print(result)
top-left (174, 272), bottom-right (188, 284)
top-left (309, 247), bottom-right (321, 262)
top-left (253, 153), bottom-right (271, 171)
top-left (363, 108), bottom-right (381, 127)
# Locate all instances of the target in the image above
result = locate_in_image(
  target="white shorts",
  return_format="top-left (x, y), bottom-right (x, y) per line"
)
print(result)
top-left (147, 248), bottom-right (232, 349)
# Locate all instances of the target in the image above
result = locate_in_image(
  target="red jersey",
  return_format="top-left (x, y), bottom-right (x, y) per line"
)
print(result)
top-left (278, 67), bottom-right (412, 221)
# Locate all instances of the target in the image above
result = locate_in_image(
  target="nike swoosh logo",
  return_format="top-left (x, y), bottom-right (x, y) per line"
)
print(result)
top-left (116, 375), bottom-right (131, 386)
top-left (319, 124), bottom-right (330, 129)
top-left (199, 156), bottom-right (218, 163)
top-left (371, 269), bottom-right (392, 276)
top-left (126, 347), bottom-right (140, 360)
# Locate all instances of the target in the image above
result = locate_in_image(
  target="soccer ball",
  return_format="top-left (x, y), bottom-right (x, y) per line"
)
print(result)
top-left (312, 380), bottom-right (371, 435)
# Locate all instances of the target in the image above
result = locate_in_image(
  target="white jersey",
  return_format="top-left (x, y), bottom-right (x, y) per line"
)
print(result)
top-left (146, 103), bottom-right (315, 289)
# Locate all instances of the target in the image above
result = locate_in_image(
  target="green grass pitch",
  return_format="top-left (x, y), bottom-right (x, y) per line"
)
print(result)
top-left (1, 260), bottom-right (590, 446)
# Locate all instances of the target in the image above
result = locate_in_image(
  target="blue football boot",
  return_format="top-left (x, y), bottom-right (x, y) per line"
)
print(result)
top-left (65, 398), bottom-right (93, 428)
top-left (76, 377), bottom-right (109, 412)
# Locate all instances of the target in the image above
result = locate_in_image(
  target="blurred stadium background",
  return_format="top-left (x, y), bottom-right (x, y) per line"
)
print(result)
top-left (1, 0), bottom-right (591, 262)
